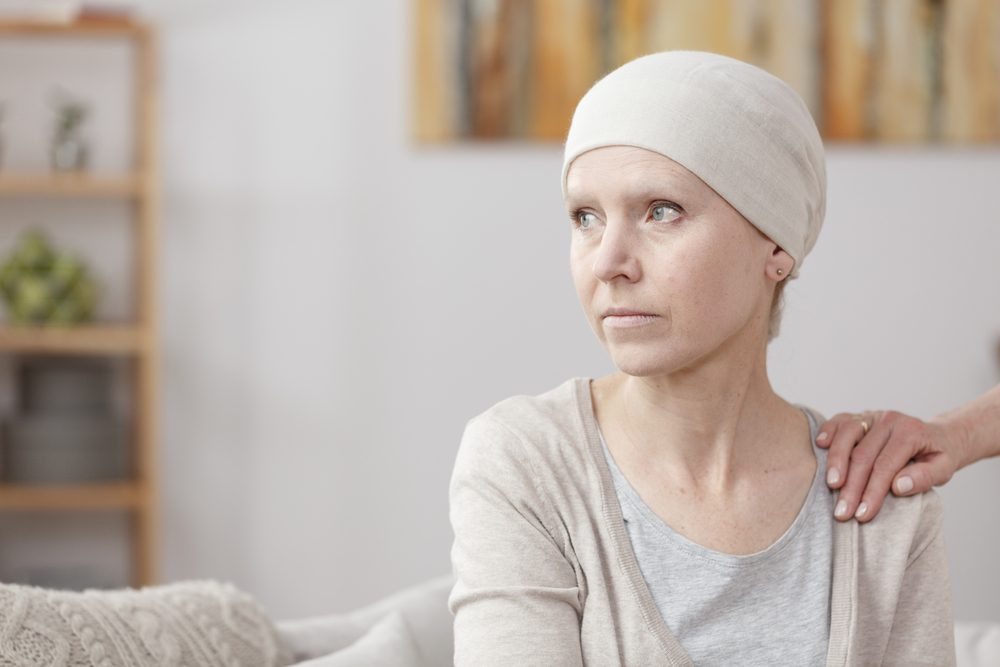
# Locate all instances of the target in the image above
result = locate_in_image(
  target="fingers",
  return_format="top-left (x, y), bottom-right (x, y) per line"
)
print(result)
top-left (831, 415), bottom-right (887, 522)
top-left (815, 421), bottom-right (835, 448)
top-left (852, 423), bottom-right (926, 523)
top-left (819, 409), bottom-right (957, 523)
top-left (891, 462), bottom-right (934, 496)
top-left (820, 413), bottom-right (870, 492)
top-left (892, 450), bottom-right (954, 496)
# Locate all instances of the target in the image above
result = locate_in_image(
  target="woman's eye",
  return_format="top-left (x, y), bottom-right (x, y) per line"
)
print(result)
top-left (572, 211), bottom-right (597, 229)
top-left (651, 203), bottom-right (682, 222)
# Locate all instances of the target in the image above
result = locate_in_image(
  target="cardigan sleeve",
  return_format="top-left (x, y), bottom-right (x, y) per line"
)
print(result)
top-left (881, 490), bottom-right (956, 666)
top-left (447, 415), bottom-right (584, 667)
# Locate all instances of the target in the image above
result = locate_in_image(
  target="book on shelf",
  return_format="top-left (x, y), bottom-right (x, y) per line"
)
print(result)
top-left (0, 0), bottom-right (81, 23)
top-left (0, 1), bottom-right (137, 24)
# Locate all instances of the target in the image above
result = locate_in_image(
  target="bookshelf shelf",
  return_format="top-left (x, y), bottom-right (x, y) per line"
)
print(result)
top-left (0, 172), bottom-right (144, 198)
top-left (0, 324), bottom-right (147, 355)
top-left (0, 17), bottom-right (147, 38)
top-left (0, 482), bottom-right (143, 511)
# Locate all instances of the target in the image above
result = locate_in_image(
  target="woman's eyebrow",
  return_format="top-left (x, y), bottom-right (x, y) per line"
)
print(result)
top-left (565, 198), bottom-right (591, 210)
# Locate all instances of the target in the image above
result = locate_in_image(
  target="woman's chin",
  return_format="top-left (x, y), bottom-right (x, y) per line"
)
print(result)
top-left (606, 346), bottom-right (690, 378)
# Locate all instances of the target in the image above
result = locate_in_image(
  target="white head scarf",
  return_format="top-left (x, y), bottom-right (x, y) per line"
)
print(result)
top-left (561, 50), bottom-right (826, 277)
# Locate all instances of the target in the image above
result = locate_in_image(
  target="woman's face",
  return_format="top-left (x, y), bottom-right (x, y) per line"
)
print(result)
top-left (566, 146), bottom-right (781, 378)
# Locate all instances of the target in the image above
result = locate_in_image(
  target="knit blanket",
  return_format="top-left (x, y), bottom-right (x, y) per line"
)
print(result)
top-left (0, 580), bottom-right (293, 667)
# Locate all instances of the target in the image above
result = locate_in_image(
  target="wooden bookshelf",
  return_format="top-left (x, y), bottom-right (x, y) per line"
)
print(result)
top-left (0, 324), bottom-right (147, 354)
top-left (0, 16), bottom-right (144, 38)
top-left (0, 17), bottom-right (160, 588)
top-left (0, 172), bottom-right (144, 198)
top-left (0, 482), bottom-right (142, 511)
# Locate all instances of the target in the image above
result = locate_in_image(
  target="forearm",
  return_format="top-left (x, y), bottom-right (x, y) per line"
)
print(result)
top-left (931, 384), bottom-right (1000, 469)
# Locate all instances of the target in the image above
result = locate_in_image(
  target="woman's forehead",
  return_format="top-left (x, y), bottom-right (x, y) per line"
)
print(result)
top-left (565, 146), bottom-right (705, 205)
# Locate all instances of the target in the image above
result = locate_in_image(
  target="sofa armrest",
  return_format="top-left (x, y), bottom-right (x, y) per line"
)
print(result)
top-left (277, 573), bottom-right (454, 666)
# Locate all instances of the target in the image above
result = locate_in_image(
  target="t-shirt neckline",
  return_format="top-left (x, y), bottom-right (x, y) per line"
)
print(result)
top-left (595, 401), bottom-right (826, 568)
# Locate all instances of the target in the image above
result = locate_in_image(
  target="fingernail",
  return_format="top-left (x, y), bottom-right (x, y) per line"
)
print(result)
top-left (896, 476), bottom-right (913, 494)
top-left (826, 468), bottom-right (840, 485)
top-left (817, 432), bottom-right (829, 442)
top-left (855, 502), bottom-right (868, 519)
top-left (835, 500), bottom-right (848, 518)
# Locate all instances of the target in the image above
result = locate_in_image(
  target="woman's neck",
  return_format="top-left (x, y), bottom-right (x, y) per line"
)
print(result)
top-left (595, 347), bottom-right (810, 495)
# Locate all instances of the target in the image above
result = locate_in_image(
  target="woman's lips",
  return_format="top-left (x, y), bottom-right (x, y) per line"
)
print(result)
top-left (603, 314), bottom-right (660, 328)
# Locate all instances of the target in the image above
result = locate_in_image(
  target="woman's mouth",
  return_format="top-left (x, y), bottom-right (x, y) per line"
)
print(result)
top-left (602, 314), bottom-right (660, 328)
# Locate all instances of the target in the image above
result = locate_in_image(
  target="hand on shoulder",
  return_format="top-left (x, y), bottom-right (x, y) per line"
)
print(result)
top-left (816, 410), bottom-right (962, 523)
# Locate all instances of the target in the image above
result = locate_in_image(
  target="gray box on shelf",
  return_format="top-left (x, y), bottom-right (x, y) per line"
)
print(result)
top-left (18, 357), bottom-right (113, 414)
top-left (2, 415), bottom-right (128, 485)
top-left (0, 356), bottom-right (127, 485)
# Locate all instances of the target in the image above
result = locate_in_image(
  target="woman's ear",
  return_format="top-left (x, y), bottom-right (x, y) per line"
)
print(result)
top-left (766, 245), bottom-right (795, 281)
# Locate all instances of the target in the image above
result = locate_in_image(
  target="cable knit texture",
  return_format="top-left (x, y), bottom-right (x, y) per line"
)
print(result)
top-left (0, 580), bottom-right (294, 667)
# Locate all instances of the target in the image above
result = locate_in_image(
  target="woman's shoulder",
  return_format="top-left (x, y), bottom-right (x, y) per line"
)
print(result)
top-left (453, 377), bottom-right (594, 486)
top-left (468, 377), bottom-right (583, 427)
top-left (849, 489), bottom-right (945, 569)
top-left (462, 378), bottom-right (587, 447)
top-left (790, 402), bottom-right (826, 431)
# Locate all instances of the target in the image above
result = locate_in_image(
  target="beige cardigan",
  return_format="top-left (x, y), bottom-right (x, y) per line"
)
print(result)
top-left (448, 377), bottom-right (955, 666)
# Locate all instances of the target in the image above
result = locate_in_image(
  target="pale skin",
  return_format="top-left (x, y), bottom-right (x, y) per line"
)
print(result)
top-left (818, 383), bottom-right (1000, 523)
top-left (566, 145), bottom-right (811, 555)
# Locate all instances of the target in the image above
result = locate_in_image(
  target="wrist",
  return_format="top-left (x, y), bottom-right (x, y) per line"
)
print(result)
top-left (930, 411), bottom-right (975, 470)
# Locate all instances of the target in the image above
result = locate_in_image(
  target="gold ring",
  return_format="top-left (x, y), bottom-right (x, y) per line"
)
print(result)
top-left (855, 417), bottom-right (870, 434)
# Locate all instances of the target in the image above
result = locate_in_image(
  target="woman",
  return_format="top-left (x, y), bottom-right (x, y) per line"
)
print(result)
top-left (448, 51), bottom-right (954, 666)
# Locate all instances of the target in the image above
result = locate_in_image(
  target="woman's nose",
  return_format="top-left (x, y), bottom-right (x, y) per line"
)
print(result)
top-left (592, 222), bottom-right (640, 284)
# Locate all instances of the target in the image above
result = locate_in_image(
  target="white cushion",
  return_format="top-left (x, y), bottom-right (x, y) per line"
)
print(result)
top-left (290, 612), bottom-right (420, 666)
top-left (956, 621), bottom-right (1000, 667)
top-left (278, 573), bottom-right (454, 667)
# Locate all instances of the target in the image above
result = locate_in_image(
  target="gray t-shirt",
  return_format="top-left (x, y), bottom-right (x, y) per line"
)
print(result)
top-left (598, 406), bottom-right (834, 666)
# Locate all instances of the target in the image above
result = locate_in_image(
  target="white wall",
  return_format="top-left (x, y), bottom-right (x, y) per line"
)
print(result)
top-left (2, 0), bottom-right (998, 623)
top-left (154, 0), bottom-right (1000, 622)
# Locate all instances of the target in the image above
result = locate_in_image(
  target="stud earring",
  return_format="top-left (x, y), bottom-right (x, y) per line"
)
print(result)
top-left (776, 268), bottom-right (784, 277)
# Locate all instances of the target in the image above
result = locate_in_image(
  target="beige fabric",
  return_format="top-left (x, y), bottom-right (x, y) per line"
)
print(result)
top-left (448, 377), bottom-right (955, 666)
top-left (0, 580), bottom-right (292, 667)
top-left (561, 51), bottom-right (826, 278)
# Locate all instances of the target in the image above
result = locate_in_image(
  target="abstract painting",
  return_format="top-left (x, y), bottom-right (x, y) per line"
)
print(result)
top-left (413, 0), bottom-right (1000, 143)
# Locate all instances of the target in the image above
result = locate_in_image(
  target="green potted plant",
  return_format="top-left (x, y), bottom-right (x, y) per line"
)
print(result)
top-left (50, 93), bottom-right (90, 172)
top-left (0, 230), bottom-right (98, 325)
